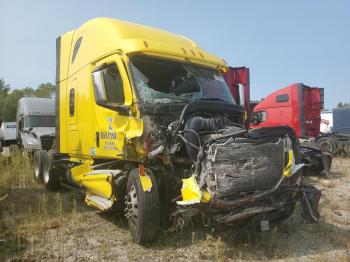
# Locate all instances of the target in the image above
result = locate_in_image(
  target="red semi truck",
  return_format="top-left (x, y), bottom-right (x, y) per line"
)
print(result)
top-left (251, 83), bottom-right (323, 138)
top-left (224, 67), bottom-right (332, 176)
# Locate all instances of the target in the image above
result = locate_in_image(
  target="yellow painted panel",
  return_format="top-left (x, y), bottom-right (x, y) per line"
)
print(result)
top-left (67, 18), bottom-right (227, 77)
top-left (70, 160), bottom-right (93, 183)
top-left (177, 176), bottom-right (201, 205)
top-left (81, 173), bottom-right (113, 199)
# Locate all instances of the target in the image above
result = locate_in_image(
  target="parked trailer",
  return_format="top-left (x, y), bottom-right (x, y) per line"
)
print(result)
top-left (34, 18), bottom-right (320, 243)
top-left (317, 107), bottom-right (350, 156)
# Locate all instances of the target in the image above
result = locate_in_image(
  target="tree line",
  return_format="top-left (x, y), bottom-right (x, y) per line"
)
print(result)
top-left (337, 102), bottom-right (350, 108)
top-left (0, 78), bottom-right (55, 122)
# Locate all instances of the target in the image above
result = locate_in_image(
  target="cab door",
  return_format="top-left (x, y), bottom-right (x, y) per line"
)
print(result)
top-left (90, 54), bottom-right (143, 159)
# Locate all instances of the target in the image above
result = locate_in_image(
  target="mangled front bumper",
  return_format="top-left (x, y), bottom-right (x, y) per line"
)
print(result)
top-left (175, 135), bottom-right (313, 224)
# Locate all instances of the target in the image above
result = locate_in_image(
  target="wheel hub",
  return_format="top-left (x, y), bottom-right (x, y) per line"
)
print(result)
top-left (43, 166), bottom-right (49, 183)
top-left (34, 157), bottom-right (40, 179)
top-left (125, 185), bottom-right (139, 227)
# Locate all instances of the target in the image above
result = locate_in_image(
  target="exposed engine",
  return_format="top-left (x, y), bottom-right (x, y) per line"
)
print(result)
top-left (139, 101), bottom-right (321, 227)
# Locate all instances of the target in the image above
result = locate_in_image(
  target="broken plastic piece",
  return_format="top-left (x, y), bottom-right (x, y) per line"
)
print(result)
top-left (260, 220), bottom-right (270, 231)
top-left (283, 149), bottom-right (294, 177)
top-left (201, 190), bottom-right (212, 203)
top-left (177, 175), bottom-right (201, 205)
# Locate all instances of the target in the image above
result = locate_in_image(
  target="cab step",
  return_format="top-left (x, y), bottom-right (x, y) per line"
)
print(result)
top-left (85, 194), bottom-right (113, 211)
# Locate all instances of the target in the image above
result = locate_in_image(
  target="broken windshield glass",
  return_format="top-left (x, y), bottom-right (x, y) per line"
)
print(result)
top-left (129, 56), bottom-right (236, 104)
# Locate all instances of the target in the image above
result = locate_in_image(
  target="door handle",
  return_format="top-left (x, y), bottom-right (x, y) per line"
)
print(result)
top-left (96, 132), bottom-right (100, 147)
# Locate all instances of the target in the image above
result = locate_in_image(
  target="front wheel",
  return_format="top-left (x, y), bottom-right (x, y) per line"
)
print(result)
top-left (125, 168), bottom-right (160, 243)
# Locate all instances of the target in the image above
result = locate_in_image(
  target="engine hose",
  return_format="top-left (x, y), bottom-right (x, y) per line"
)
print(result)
top-left (177, 134), bottom-right (200, 150)
top-left (180, 129), bottom-right (201, 146)
top-left (173, 103), bottom-right (191, 138)
top-left (184, 116), bottom-right (229, 161)
top-left (172, 156), bottom-right (193, 166)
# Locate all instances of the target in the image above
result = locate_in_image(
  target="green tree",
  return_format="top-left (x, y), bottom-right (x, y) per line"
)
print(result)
top-left (337, 102), bottom-right (350, 108)
top-left (0, 78), bottom-right (10, 97)
top-left (0, 79), bottom-right (55, 122)
top-left (35, 83), bottom-right (55, 98)
top-left (0, 78), bottom-right (11, 121)
top-left (2, 88), bottom-right (34, 121)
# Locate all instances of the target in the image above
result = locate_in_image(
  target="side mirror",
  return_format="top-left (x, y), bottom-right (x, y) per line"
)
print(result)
top-left (251, 112), bottom-right (265, 125)
top-left (92, 71), bottom-right (107, 104)
top-left (18, 120), bottom-right (23, 131)
top-left (24, 127), bottom-right (33, 133)
top-left (251, 113), bottom-right (259, 125)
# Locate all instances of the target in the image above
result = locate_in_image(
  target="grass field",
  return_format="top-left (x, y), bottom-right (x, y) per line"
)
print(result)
top-left (0, 153), bottom-right (349, 261)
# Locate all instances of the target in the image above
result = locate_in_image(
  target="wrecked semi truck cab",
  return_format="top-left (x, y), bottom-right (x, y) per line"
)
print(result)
top-left (34, 18), bottom-right (320, 243)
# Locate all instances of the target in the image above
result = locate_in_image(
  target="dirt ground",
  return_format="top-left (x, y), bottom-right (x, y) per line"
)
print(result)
top-left (0, 155), bottom-right (349, 261)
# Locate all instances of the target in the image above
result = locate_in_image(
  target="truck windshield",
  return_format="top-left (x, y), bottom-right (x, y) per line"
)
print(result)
top-left (25, 116), bottom-right (55, 128)
top-left (129, 56), bottom-right (236, 104)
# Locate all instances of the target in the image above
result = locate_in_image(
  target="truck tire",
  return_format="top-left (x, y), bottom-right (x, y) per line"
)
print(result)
top-left (41, 151), bottom-right (60, 191)
top-left (341, 141), bottom-right (350, 157)
top-left (125, 168), bottom-right (160, 243)
top-left (317, 137), bottom-right (338, 156)
top-left (33, 150), bottom-right (42, 182)
top-left (9, 144), bottom-right (17, 157)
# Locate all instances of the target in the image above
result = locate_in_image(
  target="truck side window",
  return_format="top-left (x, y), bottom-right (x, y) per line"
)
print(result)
top-left (276, 94), bottom-right (289, 103)
top-left (92, 64), bottom-right (125, 106)
top-left (69, 88), bottom-right (75, 116)
top-left (71, 37), bottom-right (82, 64)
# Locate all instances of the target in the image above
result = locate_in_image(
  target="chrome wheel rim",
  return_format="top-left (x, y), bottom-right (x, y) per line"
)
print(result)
top-left (43, 164), bottom-right (50, 184)
top-left (34, 157), bottom-right (40, 179)
top-left (126, 185), bottom-right (139, 228)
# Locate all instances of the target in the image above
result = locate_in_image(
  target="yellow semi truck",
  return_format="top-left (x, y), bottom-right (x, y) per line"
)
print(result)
top-left (34, 18), bottom-right (321, 243)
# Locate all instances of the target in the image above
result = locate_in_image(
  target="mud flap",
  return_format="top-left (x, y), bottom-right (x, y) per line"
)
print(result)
top-left (138, 164), bottom-right (153, 192)
top-left (301, 185), bottom-right (321, 223)
top-left (139, 174), bottom-right (152, 192)
top-left (321, 151), bottom-right (332, 177)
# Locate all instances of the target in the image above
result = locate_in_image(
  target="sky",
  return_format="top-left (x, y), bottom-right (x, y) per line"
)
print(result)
top-left (0, 0), bottom-right (349, 109)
